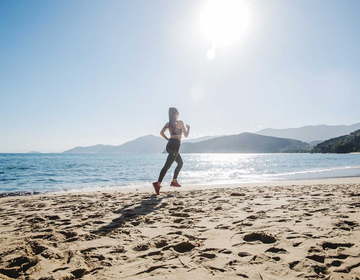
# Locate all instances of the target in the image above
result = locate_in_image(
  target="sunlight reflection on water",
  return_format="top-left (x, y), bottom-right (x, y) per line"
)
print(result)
top-left (1, 153), bottom-right (360, 194)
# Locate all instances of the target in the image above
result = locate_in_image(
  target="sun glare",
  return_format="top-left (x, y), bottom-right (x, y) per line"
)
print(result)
top-left (200, 0), bottom-right (250, 59)
top-left (206, 47), bottom-right (216, 60)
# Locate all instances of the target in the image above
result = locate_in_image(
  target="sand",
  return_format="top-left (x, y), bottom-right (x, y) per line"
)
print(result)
top-left (1, 178), bottom-right (360, 279)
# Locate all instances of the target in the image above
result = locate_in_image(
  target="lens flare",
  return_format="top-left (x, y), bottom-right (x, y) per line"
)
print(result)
top-left (200, 0), bottom-right (250, 59)
top-left (206, 48), bottom-right (216, 60)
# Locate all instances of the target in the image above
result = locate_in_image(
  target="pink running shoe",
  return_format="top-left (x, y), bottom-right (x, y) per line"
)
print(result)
top-left (152, 182), bottom-right (161, 195)
top-left (170, 181), bottom-right (181, 187)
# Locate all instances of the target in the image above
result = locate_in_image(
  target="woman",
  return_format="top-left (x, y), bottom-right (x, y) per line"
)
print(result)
top-left (153, 107), bottom-right (190, 195)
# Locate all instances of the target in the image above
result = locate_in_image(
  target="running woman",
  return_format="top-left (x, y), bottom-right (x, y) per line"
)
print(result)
top-left (153, 107), bottom-right (190, 195)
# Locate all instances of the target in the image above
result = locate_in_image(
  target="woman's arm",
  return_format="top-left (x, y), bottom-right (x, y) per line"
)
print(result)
top-left (181, 121), bottom-right (190, 137)
top-left (160, 123), bottom-right (170, 141)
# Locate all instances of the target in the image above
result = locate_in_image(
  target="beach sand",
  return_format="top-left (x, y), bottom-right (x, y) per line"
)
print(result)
top-left (1, 178), bottom-right (360, 279)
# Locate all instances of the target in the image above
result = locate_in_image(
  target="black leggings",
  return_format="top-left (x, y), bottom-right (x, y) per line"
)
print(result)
top-left (158, 139), bottom-right (183, 183)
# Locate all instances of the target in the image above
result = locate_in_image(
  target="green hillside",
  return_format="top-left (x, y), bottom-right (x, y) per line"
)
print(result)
top-left (311, 129), bottom-right (360, 153)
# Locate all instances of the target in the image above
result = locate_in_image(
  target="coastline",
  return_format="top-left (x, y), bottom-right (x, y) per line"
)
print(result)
top-left (3, 153), bottom-right (360, 198)
top-left (2, 171), bottom-right (360, 198)
top-left (1, 178), bottom-right (360, 279)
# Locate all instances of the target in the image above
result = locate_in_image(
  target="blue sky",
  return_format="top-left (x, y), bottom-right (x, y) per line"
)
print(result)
top-left (1, 0), bottom-right (360, 152)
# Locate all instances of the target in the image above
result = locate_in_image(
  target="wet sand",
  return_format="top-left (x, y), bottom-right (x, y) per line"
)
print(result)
top-left (1, 178), bottom-right (360, 279)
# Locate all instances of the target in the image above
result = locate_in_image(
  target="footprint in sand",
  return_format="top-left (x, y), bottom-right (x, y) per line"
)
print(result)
top-left (230, 192), bottom-right (246, 197)
top-left (289, 259), bottom-right (328, 276)
top-left (238, 251), bottom-right (252, 257)
top-left (321, 241), bottom-right (354, 250)
top-left (334, 220), bottom-right (358, 231)
top-left (109, 245), bottom-right (126, 254)
top-left (328, 253), bottom-right (349, 260)
top-left (151, 237), bottom-right (169, 249)
top-left (214, 224), bottom-right (231, 230)
top-left (265, 247), bottom-right (288, 254)
top-left (197, 252), bottom-right (217, 259)
top-left (218, 248), bottom-right (232, 254)
top-left (28, 240), bottom-right (47, 255)
top-left (170, 212), bottom-right (190, 218)
top-left (246, 214), bottom-right (259, 220)
top-left (306, 254), bottom-right (325, 264)
top-left (172, 241), bottom-right (197, 253)
top-left (328, 260), bottom-right (342, 267)
top-left (243, 232), bottom-right (276, 244)
top-left (71, 268), bottom-right (88, 278)
top-left (133, 242), bottom-right (151, 252)
top-left (59, 230), bottom-right (78, 240)
top-left (0, 256), bottom-right (39, 279)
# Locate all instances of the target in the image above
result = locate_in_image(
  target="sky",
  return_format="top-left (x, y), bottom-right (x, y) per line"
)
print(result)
top-left (1, 0), bottom-right (360, 153)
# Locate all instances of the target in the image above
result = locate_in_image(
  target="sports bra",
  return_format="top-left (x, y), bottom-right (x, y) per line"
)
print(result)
top-left (165, 122), bottom-right (182, 136)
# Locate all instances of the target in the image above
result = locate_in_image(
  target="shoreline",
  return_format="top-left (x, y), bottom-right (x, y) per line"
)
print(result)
top-left (2, 176), bottom-right (360, 199)
top-left (2, 154), bottom-right (360, 199)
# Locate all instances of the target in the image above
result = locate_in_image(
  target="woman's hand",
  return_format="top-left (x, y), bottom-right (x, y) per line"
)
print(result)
top-left (181, 121), bottom-right (190, 137)
top-left (185, 124), bottom-right (190, 137)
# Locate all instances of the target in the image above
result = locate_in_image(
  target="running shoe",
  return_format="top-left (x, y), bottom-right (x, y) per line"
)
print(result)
top-left (152, 182), bottom-right (161, 195)
top-left (170, 181), bottom-right (181, 187)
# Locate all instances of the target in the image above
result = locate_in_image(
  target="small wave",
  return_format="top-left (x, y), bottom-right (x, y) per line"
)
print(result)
top-left (34, 178), bottom-right (58, 183)
top-left (270, 166), bottom-right (360, 177)
top-left (5, 166), bottom-right (16, 170)
top-left (0, 191), bottom-right (34, 198)
top-left (51, 182), bottom-right (155, 194)
top-left (0, 178), bottom-right (16, 182)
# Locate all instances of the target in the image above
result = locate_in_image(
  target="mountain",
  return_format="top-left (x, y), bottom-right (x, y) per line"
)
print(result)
top-left (63, 135), bottom-right (166, 154)
top-left (180, 132), bottom-right (310, 153)
top-left (63, 133), bottom-right (310, 154)
top-left (105, 135), bottom-right (165, 153)
top-left (183, 135), bottom-right (222, 143)
top-left (311, 129), bottom-right (360, 153)
top-left (256, 122), bottom-right (360, 143)
top-left (308, 140), bottom-right (323, 147)
top-left (62, 144), bottom-right (114, 154)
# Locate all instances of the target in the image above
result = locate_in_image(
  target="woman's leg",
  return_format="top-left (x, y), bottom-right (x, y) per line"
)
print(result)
top-left (157, 151), bottom-right (178, 183)
top-left (173, 153), bottom-right (183, 180)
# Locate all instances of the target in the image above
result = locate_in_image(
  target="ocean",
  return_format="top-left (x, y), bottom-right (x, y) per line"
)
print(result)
top-left (1, 153), bottom-right (360, 195)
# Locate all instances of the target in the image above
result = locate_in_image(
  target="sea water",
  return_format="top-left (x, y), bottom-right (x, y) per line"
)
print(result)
top-left (1, 153), bottom-right (360, 195)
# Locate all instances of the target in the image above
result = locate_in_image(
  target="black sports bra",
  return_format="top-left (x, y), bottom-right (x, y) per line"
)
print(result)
top-left (165, 122), bottom-right (182, 136)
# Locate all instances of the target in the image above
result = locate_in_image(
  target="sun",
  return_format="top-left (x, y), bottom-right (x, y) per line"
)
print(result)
top-left (199, 0), bottom-right (250, 59)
